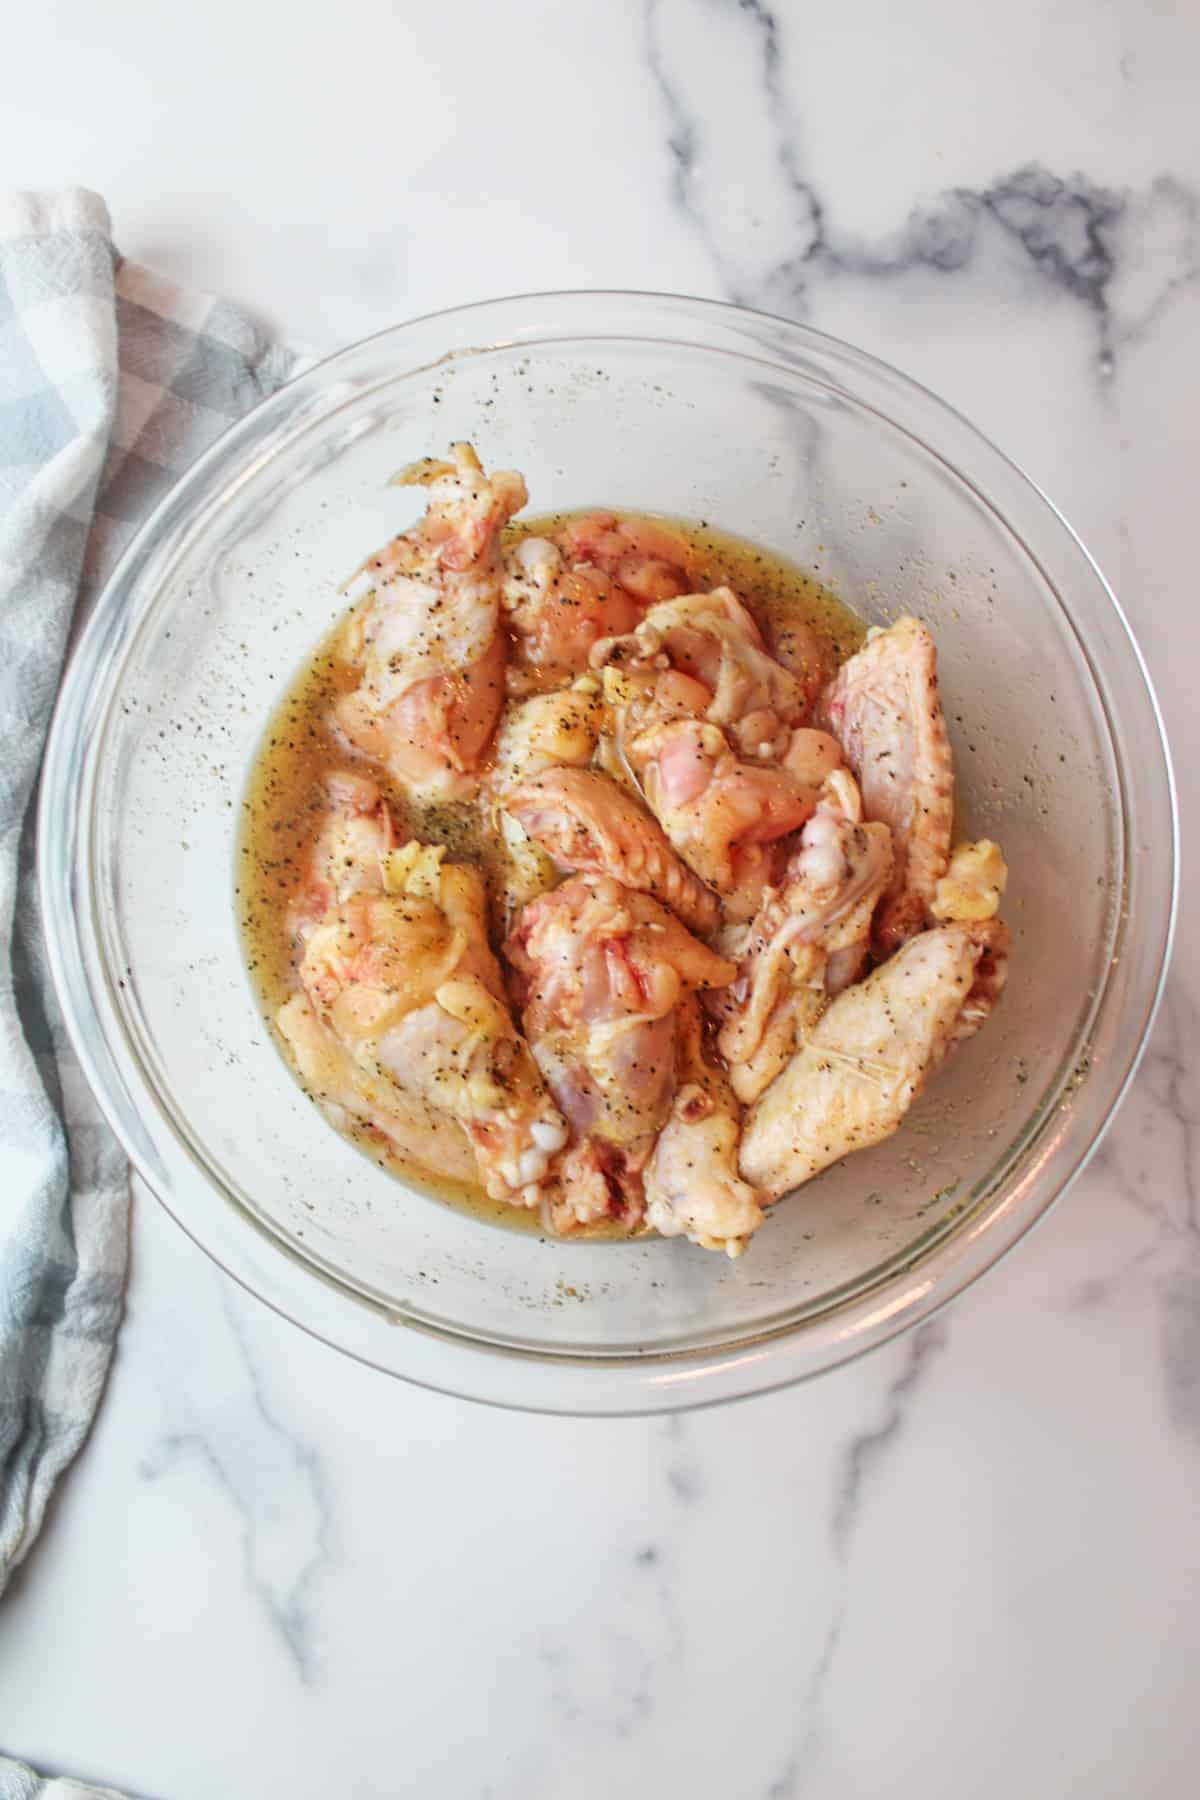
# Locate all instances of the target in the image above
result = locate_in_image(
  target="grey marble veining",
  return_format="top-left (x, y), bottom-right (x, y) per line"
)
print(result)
top-left (788, 1323), bottom-right (947, 1790)
top-left (136, 1273), bottom-right (333, 1682)
top-left (645, 0), bottom-right (1200, 374)
top-left (1068, 984), bottom-right (1200, 1440)
top-left (662, 1413), bottom-right (707, 1506)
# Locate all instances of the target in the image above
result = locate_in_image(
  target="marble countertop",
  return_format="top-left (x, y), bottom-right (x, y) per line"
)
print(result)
top-left (3, 1), bottom-right (1199, 1794)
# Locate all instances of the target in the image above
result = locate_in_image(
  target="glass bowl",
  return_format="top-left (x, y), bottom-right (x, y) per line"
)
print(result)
top-left (40, 292), bottom-right (1176, 1414)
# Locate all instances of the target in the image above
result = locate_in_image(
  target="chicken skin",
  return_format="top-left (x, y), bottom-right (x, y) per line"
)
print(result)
top-left (931, 839), bottom-right (1008, 924)
top-left (504, 765), bottom-right (720, 938)
top-left (594, 588), bottom-right (842, 917)
top-left (506, 876), bottom-right (735, 1232)
top-left (297, 841), bottom-right (566, 1209)
top-left (739, 920), bottom-right (1009, 1200)
top-left (287, 770), bottom-right (395, 939)
top-left (276, 990), bottom-right (479, 1185)
top-left (553, 511), bottom-right (697, 605)
top-left (597, 586), bottom-right (808, 758)
top-left (816, 616), bottom-right (954, 955)
top-left (279, 782), bottom-right (485, 1184)
top-left (501, 536), bottom-right (643, 683)
top-left (643, 998), bottom-right (766, 1256)
top-left (713, 769), bottom-right (894, 1103)
top-left (488, 680), bottom-right (605, 796)
top-left (624, 714), bottom-right (819, 919)
top-left (335, 444), bottom-right (524, 798)
top-left (485, 680), bottom-right (607, 925)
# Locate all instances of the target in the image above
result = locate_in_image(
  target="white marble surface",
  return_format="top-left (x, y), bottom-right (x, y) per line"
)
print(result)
top-left (3, 1), bottom-right (1200, 1793)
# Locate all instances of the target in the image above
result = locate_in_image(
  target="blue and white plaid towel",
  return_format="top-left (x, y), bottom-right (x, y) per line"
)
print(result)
top-left (0, 189), bottom-right (299, 1798)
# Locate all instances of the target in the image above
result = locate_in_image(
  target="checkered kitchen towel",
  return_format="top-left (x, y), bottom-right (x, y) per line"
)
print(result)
top-left (0, 190), bottom-right (298, 1798)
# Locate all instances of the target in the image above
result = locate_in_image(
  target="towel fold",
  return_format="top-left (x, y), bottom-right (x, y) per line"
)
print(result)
top-left (0, 189), bottom-right (300, 1800)
top-left (0, 1753), bottom-right (144, 1799)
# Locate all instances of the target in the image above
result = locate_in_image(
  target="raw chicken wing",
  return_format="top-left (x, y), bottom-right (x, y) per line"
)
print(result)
top-left (502, 536), bottom-right (642, 681)
top-left (713, 770), bottom-right (894, 1102)
top-left (298, 841), bottom-right (566, 1208)
top-left (644, 998), bottom-right (765, 1256)
top-left (627, 715), bottom-right (818, 919)
top-left (816, 616), bottom-right (954, 955)
top-left (336, 444), bottom-right (524, 798)
top-left (489, 679), bottom-right (604, 794)
top-left (276, 991), bottom-right (478, 1185)
top-left (554, 511), bottom-right (696, 605)
top-left (506, 876), bottom-right (735, 1232)
top-left (289, 771), bottom-right (395, 935)
top-left (767, 611), bottom-right (838, 715)
top-left (594, 595), bottom-right (841, 918)
top-left (505, 765), bottom-right (720, 937)
top-left (486, 680), bottom-right (607, 924)
top-left (596, 586), bottom-right (807, 758)
top-left (739, 921), bottom-right (1008, 1200)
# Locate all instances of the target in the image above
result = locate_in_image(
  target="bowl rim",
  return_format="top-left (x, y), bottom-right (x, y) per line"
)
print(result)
top-left (39, 288), bottom-right (1178, 1414)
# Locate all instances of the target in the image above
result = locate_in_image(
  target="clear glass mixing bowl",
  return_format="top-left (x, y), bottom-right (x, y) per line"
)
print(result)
top-left (39, 293), bottom-right (1176, 1413)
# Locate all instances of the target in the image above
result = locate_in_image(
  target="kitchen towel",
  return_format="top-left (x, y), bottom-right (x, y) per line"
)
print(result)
top-left (0, 1766), bottom-right (142, 1800)
top-left (0, 189), bottom-right (298, 1798)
